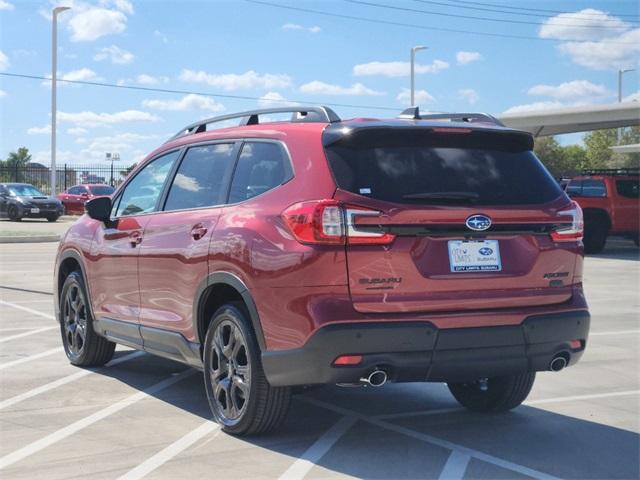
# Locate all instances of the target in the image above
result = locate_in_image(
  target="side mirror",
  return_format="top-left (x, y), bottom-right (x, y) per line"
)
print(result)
top-left (81, 192), bottom-right (89, 198)
top-left (86, 196), bottom-right (111, 222)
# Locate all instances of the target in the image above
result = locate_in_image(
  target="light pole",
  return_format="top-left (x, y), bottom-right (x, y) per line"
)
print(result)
top-left (410, 45), bottom-right (427, 106)
top-left (618, 68), bottom-right (635, 144)
top-left (51, 5), bottom-right (71, 196)
top-left (108, 152), bottom-right (120, 186)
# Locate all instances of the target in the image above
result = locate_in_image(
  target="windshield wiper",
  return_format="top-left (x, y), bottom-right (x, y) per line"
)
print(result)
top-left (401, 191), bottom-right (480, 203)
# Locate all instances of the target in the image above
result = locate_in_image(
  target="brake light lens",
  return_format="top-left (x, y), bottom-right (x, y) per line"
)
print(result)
top-left (550, 202), bottom-right (584, 242)
top-left (282, 200), bottom-right (395, 245)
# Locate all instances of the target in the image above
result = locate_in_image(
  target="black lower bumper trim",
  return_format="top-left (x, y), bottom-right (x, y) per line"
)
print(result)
top-left (261, 310), bottom-right (590, 387)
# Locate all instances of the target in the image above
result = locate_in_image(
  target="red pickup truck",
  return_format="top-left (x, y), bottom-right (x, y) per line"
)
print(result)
top-left (566, 169), bottom-right (639, 253)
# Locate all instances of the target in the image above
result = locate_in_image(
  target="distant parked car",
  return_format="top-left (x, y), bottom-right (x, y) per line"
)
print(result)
top-left (0, 183), bottom-right (64, 222)
top-left (58, 184), bottom-right (115, 215)
top-left (566, 169), bottom-right (639, 253)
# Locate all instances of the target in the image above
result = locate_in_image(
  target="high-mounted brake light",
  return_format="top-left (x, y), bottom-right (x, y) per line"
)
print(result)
top-left (550, 202), bottom-right (584, 242)
top-left (432, 127), bottom-right (472, 134)
top-left (282, 200), bottom-right (395, 245)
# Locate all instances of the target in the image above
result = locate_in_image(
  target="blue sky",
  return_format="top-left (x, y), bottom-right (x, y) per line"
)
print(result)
top-left (0, 0), bottom-right (638, 166)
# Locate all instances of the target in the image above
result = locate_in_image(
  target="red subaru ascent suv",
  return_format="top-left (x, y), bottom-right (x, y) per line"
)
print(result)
top-left (54, 106), bottom-right (590, 435)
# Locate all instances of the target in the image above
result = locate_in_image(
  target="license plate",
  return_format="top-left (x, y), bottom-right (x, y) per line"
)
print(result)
top-left (448, 240), bottom-right (501, 272)
top-left (30, 208), bottom-right (40, 214)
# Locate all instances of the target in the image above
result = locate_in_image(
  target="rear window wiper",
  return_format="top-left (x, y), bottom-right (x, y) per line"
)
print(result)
top-left (401, 191), bottom-right (480, 203)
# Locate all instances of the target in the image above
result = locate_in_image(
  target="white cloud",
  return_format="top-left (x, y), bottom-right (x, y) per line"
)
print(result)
top-left (397, 88), bottom-right (435, 106)
top-left (539, 9), bottom-right (640, 70)
top-left (458, 88), bottom-right (479, 105)
top-left (0, 50), bottom-right (9, 71)
top-left (527, 80), bottom-right (609, 99)
top-left (67, 127), bottom-right (88, 136)
top-left (41, 68), bottom-right (101, 87)
top-left (179, 69), bottom-right (292, 91)
top-left (0, 1), bottom-right (14, 11)
top-left (27, 125), bottom-right (51, 135)
top-left (0, 89), bottom-right (6, 98)
top-left (258, 92), bottom-right (297, 107)
top-left (282, 23), bottom-right (321, 33)
top-left (142, 94), bottom-right (225, 113)
top-left (68, 8), bottom-right (127, 41)
top-left (58, 110), bottom-right (161, 127)
top-left (502, 101), bottom-right (568, 114)
top-left (456, 51), bottom-right (482, 65)
top-left (299, 80), bottom-right (384, 96)
top-left (153, 29), bottom-right (168, 43)
top-left (623, 91), bottom-right (640, 103)
top-left (353, 59), bottom-right (449, 77)
top-left (93, 45), bottom-right (134, 64)
top-left (135, 74), bottom-right (168, 85)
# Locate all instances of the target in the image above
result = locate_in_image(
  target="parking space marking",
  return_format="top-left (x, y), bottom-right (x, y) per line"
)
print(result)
top-left (374, 407), bottom-right (462, 420)
top-left (117, 421), bottom-right (220, 480)
top-left (278, 415), bottom-right (358, 480)
top-left (0, 300), bottom-right (55, 320)
top-left (0, 326), bottom-right (57, 343)
top-left (0, 286), bottom-right (53, 296)
top-left (527, 390), bottom-right (640, 405)
top-left (0, 369), bottom-right (196, 470)
top-left (0, 351), bottom-right (145, 411)
top-left (0, 327), bottom-right (52, 332)
top-left (302, 398), bottom-right (560, 480)
top-left (0, 347), bottom-right (63, 371)
top-left (590, 330), bottom-right (640, 336)
top-left (438, 451), bottom-right (471, 480)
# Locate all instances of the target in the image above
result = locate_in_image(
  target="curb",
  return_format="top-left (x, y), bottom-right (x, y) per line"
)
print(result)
top-left (0, 235), bottom-right (60, 244)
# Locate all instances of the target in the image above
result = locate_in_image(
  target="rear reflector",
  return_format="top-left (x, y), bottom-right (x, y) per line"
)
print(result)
top-left (333, 355), bottom-right (363, 366)
top-left (569, 340), bottom-right (582, 349)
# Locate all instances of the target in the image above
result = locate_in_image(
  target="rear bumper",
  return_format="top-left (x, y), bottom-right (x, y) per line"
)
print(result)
top-left (261, 310), bottom-right (589, 386)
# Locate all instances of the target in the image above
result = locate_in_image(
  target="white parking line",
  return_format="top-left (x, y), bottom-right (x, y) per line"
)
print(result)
top-left (0, 300), bottom-right (55, 320)
top-left (374, 407), bottom-right (462, 420)
top-left (117, 421), bottom-right (220, 480)
top-left (0, 327), bottom-right (52, 332)
top-left (438, 451), bottom-right (471, 480)
top-left (0, 326), bottom-right (57, 343)
top-left (590, 330), bottom-right (640, 336)
top-left (302, 398), bottom-right (560, 480)
top-left (0, 347), bottom-right (63, 370)
top-left (0, 369), bottom-right (196, 470)
top-left (278, 415), bottom-right (358, 480)
top-left (527, 390), bottom-right (640, 405)
top-left (0, 351), bottom-right (145, 411)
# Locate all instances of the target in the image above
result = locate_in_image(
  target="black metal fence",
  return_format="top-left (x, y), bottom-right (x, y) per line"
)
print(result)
top-left (0, 164), bottom-right (133, 194)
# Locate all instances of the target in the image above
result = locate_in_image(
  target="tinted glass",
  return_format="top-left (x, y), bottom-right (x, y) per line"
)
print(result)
top-left (228, 142), bottom-right (292, 203)
top-left (89, 185), bottom-right (114, 196)
top-left (616, 179), bottom-right (639, 199)
top-left (567, 179), bottom-right (607, 197)
top-left (325, 136), bottom-right (562, 206)
top-left (115, 151), bottom-right (178, 217)
top-left (164, 143), bottom-right (235, 211)
top-left (67, 187), bottom-right (81, 195)
top-left (8, 185), bottom-right (44, 197)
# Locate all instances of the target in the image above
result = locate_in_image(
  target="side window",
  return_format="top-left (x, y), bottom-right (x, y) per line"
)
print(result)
top-left (68, 186), bottom-right (81, 195)
top-left (228, 142), bottom-right (292, 203)
top-left (581, 179), bottom-right (607, 197)
top-left (114, 150), bottom-right (179, 217)
top-left (164, 143), bottom-right (235, 211)
top-left (566, 180), bottom-right (582, 196)
top-left (616, 180), bottom-right (639, 199)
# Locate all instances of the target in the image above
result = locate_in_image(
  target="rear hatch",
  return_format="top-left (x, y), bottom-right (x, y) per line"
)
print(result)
top-left (324, 123), bottom-right (579, 314)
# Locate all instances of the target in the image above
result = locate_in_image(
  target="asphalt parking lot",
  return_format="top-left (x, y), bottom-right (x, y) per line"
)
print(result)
top-left (0, 239), bottom-right (638, 480)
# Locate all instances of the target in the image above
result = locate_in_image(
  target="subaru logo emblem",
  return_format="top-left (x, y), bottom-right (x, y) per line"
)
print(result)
top-left (466, 214), bottom-right (491, 231)
top-left (479, 247), bottom-right (493, 256)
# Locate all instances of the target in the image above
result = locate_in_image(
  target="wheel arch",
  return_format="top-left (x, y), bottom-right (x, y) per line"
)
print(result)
top-left (194, 272), bottom-right (266, 354)
top-left (55, 249), bottom-right (91, 324)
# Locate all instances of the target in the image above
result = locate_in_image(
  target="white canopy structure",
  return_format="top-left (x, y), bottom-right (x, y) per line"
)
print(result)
top-left (497, 102), bottom-right (640, 137)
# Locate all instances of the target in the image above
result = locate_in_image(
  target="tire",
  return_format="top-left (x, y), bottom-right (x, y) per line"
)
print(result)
top-left (59, 271), bottom-right (115, 366)
top-left (7, 205), bottom-right (21, 221)
top-left (203, 303), bottom-right (291, 435)
top-left (583, 215), bottom-right (608, 254)
top-left (448, 372), bottom-right (536, 413)
top-left (47, 215), bottom-right (60, 222)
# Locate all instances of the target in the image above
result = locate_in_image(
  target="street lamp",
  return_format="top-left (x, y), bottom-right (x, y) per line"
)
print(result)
top-left (618, 68), bottom-right (636, 143)
top-left (410, 45), bottom-right (428, 106)
top-left (108, 152), bottom-right (120, 187)
top-left (51, 5), bottom-right (71, 196)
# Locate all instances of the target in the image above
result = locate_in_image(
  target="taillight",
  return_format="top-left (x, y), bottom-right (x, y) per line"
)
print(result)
top-left (282, 200), bottom-right (395, 245)
top-left (550, 202), bottom-right (584, 242)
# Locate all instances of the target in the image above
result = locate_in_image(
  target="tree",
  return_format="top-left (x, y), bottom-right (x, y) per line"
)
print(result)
top-left (120, 163), bottom-right (137, 178)
top-left (1, 147), bottom-right (32, 182)
top-left (583, 127), bottom-right (640, 169)
top-left (533, 137), bottom-right (584, 178)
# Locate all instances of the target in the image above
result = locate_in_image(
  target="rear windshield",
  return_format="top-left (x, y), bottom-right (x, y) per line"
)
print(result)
top-left (89, 185), bottom-right (115, 196)
top-left (325, 131), bottom-right (563, 206)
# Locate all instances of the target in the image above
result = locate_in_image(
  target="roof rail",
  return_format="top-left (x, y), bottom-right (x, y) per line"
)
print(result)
top-left (398, 107), bottom-right (505, 127)
top-left (581, 168), bottom-right (640, 176)
top-left (167, 106), bottom-right (341, 143)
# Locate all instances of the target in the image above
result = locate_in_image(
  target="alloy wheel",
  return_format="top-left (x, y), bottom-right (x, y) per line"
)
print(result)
top-left (209, 320), bottom-right (251, 422)
top-left (62, 284), bottom-right (87, 357)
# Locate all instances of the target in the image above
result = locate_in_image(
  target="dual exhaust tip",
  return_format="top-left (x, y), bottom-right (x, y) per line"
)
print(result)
top-left (360, 369), bottom-right (388, 387)
top-left (549, 354), bottom-right (568, 372)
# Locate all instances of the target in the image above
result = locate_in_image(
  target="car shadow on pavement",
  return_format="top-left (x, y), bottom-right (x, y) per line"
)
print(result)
top-left (93, 353), bottom-right (640, 480)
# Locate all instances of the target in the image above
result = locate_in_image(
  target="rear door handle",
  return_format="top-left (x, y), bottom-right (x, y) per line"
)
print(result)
top-left (129, 231), bottom-right (143, 247)
top-left (191, 224), bottom-right (208, 240)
